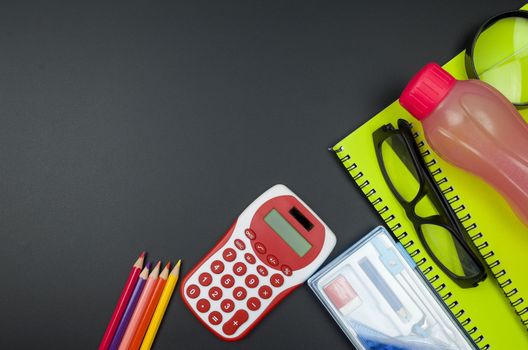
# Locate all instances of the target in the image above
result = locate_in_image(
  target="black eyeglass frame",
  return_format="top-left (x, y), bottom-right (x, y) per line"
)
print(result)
top-left (373, 119), bottom-right (487, 288)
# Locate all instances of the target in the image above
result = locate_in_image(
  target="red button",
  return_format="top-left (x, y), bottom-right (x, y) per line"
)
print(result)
top-left (256, 265), bottom-right (268, 276)
top-left (270, 273), bottom-right (284, 287)
top-left (234, 239), bottom-right (246, 250)
top-left (245, 229), bottom-right (256, 240)
top-left (211, 260), bottom-right (225, 274)
top-left (247, 297), bottom-right (261, 311)
top-left (281, 265), bottom-right (292, 276)
top-left (221, 299), bottom-right (235, 313)
top-left (222, 310), bottom-right (249, 336)
top-left (266, 255), bottom-right (278, 266)
top-left (209, 286), bottom-right (223, 301)
top-left (197, 299), bottom-right (210, 313)
top-left (209, 311), bottom-right (223, 326)
top-left (233, 262), bottom-right (247, 276)
top-left (245, 274), bottom-right (259, 288)
top-left (186, 284), bottom-right (200, 299)
top-left (221, 274), bottom-right (235, 288)
top-left (233, 287), bottom-right (247, 301)
top-left (254, 242), bottom-right (267, 254)
top-left (223, 248), bottom-right (237, 262)
top-left (199, 272), bottom-right (212, 286)
top-left (244, 253), bottom-right (256, 264)
top-left (258, 286), bottom-right (273, 299)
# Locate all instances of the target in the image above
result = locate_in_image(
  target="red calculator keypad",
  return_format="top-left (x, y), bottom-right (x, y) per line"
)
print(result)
top-left (185, 228), bottom-right (297, 339)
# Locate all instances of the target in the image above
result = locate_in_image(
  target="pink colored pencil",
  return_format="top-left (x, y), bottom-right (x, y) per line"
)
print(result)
top-left (99, 252), bottom-right (145, 350)
top-left (118, 262), bottom-right (161, 350)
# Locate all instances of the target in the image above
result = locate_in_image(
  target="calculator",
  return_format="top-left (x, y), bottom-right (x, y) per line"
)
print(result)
top-left (180, 184), bottom-right (336, 341)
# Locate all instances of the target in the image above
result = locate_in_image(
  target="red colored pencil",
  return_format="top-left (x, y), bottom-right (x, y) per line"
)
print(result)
top-left (99, 252), bottom-right (145, 350)
top-left (128, 262), bottom-right (170, 350)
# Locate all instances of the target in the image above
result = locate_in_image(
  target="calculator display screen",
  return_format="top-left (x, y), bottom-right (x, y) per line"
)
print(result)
top-left (264, 209), bottom-right (312, 257)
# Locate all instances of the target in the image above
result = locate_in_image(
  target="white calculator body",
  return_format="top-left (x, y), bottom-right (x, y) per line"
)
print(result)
top-left (180, 184), bottom-right (336, 341)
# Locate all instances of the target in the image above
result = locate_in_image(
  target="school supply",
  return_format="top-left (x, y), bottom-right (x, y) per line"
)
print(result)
top-left (466, 10), bottom-right (528, 106)
top-left (309, 226), bottom-right (478, 350)
top-left (140, 261), bottom-right (182, 350)
top-left (99, 252), bottom-right (145, 350)
top-left (400, 62), bottom-right (528, 226)
top-left (331, 30), bottom-right (528, 350)
top-left (180, 184), bottom-right (337, 341)
top-left (129, 263), bottom-right (170, 350)
top-left (373, 119), bottom-right (486, 287)
top-left (119, 262), bottom-right (161, 350)
top-left (110, 264), bottom-right (151, 350)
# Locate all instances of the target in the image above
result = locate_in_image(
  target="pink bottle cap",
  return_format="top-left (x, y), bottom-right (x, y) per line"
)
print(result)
top-left (399, 62), bottom-right (456, 120)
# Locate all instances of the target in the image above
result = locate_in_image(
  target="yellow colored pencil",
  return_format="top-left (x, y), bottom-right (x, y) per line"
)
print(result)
top-left (140, 260), bottom-right (181, 350)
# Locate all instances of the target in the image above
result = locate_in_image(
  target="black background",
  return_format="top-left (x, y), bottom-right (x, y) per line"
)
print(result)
top-left (0, 1), bottom-right (523, 349)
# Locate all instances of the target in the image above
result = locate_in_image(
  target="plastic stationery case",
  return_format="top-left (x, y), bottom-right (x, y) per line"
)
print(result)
top-left (308, 226), bottom-right (478, 350)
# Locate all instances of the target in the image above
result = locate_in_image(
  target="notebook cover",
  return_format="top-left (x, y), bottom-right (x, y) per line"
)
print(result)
top-left (332, 5), bottom-right (528, 349)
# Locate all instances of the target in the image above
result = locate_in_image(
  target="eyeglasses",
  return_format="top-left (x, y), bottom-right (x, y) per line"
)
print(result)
top-left (465, 10), bottom-right (528, 107)
top-left (373, 119), bottom-right (486, 288)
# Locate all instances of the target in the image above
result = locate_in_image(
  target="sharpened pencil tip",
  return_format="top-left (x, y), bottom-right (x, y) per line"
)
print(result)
top-left (164, 262), bottom-right (171, 270)
top-left (139, 251), bottom-right (146, 259)
top-left (170, 260), bottom-right (181, 277)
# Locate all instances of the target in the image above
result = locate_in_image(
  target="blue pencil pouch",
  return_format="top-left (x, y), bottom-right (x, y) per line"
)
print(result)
top-left (308, 226), bottom-right (478, 350)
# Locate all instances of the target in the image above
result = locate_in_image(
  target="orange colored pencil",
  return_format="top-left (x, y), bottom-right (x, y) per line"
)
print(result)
top-left (128, 263), bottom-right (170, 350)
top-left (99, 252), bottom-right (145, 350)
top-left (118, 262), bottom-right (161, 350)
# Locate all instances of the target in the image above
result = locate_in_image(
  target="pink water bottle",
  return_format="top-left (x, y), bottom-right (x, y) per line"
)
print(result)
top-left (399, 63), bottom-right (528, 226)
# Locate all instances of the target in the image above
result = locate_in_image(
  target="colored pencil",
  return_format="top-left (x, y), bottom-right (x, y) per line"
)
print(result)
top-left (140, 260), bottom-right (181, 350)
top-left (129, 263), bottom-right (170, 350)
top-left (110, 263), bottom-right (151, 350)
top-left (119, 262), bottom-right (161, 350)
top-left (99, 252), bottom-right (145, 350)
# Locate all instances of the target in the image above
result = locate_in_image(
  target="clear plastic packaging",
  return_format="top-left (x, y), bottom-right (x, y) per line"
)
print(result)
top-left (308, 226), bottom-right (478, 350)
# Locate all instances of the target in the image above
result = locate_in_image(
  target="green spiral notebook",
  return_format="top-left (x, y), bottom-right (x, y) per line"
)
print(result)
top-left (332, 5), bottom-right (528, 349)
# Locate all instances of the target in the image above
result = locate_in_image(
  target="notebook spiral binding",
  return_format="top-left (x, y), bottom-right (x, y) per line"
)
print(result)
top-left (334, 143), bottom-right (490, 349)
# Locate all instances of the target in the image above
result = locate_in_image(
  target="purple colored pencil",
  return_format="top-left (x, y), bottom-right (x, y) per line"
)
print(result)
top-left (109, 263), bottom-right (150, 350)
